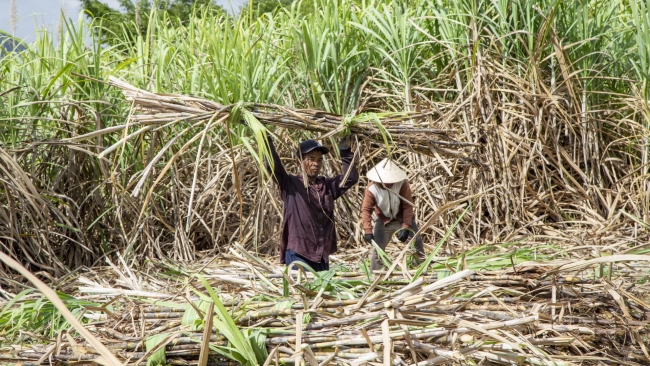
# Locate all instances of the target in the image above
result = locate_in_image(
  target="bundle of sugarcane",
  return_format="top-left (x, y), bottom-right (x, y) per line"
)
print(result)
top-left (105, 77), bottom-right (483, 165)
top-left (5, 245), bottom-right (650, 366)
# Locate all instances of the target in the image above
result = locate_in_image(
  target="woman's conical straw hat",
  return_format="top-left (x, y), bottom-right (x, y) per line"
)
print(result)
top-left (366, 158), bottom-right (407, 184)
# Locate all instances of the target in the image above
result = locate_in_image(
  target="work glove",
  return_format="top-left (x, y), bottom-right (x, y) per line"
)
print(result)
top-left (364, 234), bottom-right (374, 244)
top-left (338, 135), bottom-right (352, 150)
top-left (396, 229), bottom-right (410, 243)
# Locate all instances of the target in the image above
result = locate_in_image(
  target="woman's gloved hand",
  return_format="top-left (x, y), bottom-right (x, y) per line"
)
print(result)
top-left (364, 234), bottom-right (374, 244)
top-left (396, 229), bottom-right (410, 243)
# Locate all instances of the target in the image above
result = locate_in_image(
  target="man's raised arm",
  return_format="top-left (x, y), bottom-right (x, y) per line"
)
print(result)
top-left (264, 134), bottom-right (289, 188)
top-left (329, 136), bottom-right (359, 198)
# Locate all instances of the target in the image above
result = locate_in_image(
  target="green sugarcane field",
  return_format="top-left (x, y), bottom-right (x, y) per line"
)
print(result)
top-left (1, 0), bottom-right (650, 365)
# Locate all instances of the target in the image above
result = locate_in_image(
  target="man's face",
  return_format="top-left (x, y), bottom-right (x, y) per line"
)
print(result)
top-left (383, 183), bottom-right (394, 188)
top-left (302, 150), bottom-right (324, 179)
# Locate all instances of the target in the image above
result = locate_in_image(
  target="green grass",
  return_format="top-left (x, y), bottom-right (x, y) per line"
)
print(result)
top-left (0, 289), bottom-right (101, 341)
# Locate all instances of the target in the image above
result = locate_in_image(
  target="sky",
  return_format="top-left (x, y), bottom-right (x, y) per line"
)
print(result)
top-left (0, 0), bottom-right (246, 43)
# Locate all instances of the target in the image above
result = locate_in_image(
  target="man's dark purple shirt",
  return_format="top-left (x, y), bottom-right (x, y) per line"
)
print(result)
top-left (266, 138), bottom-right (359, 264)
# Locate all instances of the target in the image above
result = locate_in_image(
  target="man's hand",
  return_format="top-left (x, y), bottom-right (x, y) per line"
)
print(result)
top-left (364, 234), bottom-right (374, 244)
top-left (338, 135), bottom-right (352, 150)
top-left (396, 229), bottom-right (410, 243)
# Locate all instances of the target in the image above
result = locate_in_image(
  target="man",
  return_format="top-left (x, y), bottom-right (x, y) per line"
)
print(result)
top-left (361, 158), bottom-right (425, 272)
top-left (265, 133), bottom-right (359, 271)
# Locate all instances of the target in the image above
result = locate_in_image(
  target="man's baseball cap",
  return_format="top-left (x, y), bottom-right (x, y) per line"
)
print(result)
top-left (296, 139), bottom-right (329, 158)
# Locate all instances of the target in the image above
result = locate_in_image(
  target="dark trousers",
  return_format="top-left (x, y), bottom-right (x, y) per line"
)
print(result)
top-left (285, 250), bottom-right (330, 272)
top-left (370, 218), bottom-right (424, 271)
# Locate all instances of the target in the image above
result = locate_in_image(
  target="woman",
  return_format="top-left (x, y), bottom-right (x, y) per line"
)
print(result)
top-left (361, 158), bottom-right (425, 271)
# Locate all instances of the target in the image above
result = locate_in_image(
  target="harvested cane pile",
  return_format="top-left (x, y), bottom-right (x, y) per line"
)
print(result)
top-left (103, 77), bottom-right (482, 165)
top-left (5, 246), bottom-right (650, 366)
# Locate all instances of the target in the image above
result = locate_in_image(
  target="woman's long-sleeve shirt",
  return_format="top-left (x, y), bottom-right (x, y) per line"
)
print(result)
top-left (360, 181), bottom-right (414, 234)
top-left (265, 138), bottom-right (359, 264)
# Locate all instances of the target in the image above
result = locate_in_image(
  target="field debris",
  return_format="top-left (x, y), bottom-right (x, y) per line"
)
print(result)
top-left (3, 246), bottom-right (650, 365)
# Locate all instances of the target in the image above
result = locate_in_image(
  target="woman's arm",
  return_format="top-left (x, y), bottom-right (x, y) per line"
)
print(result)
top-left (361, 185), bottom-right (376, 234)
top-left (399, 180), bottom-right (414, 229)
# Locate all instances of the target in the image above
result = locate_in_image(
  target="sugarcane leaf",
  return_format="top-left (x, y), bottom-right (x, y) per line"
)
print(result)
top-left (208, 342), bottom-right (247, 364)
top-left (0, 289), bottom-right (36, 319)
top-left (436, 270), bottom-right (451, 279)
top-left (364, 112), bottom-right (393, 153)
top-left (145, 332), bottom-right (169, 366)
top-left (182, 299), bottom-right (211, 330)
top-left (196, 275), bottom-right (258, 365)
top-left (244, 328), bottom-right (269, 363)
top-left (282, 275), bottom-right (290, 297)
top-left (210, 318), bottom-right (249, 364)
top-left (412, 203), bottom-right (471, 283)
top-left (371, 240), bottom-right (392, 268)
top-left (621, 210), bottom-right (650, 230)
top-left (359, 258), bottom-right (371, 280)
top-left (232, 104), bottom-right (273, 180)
